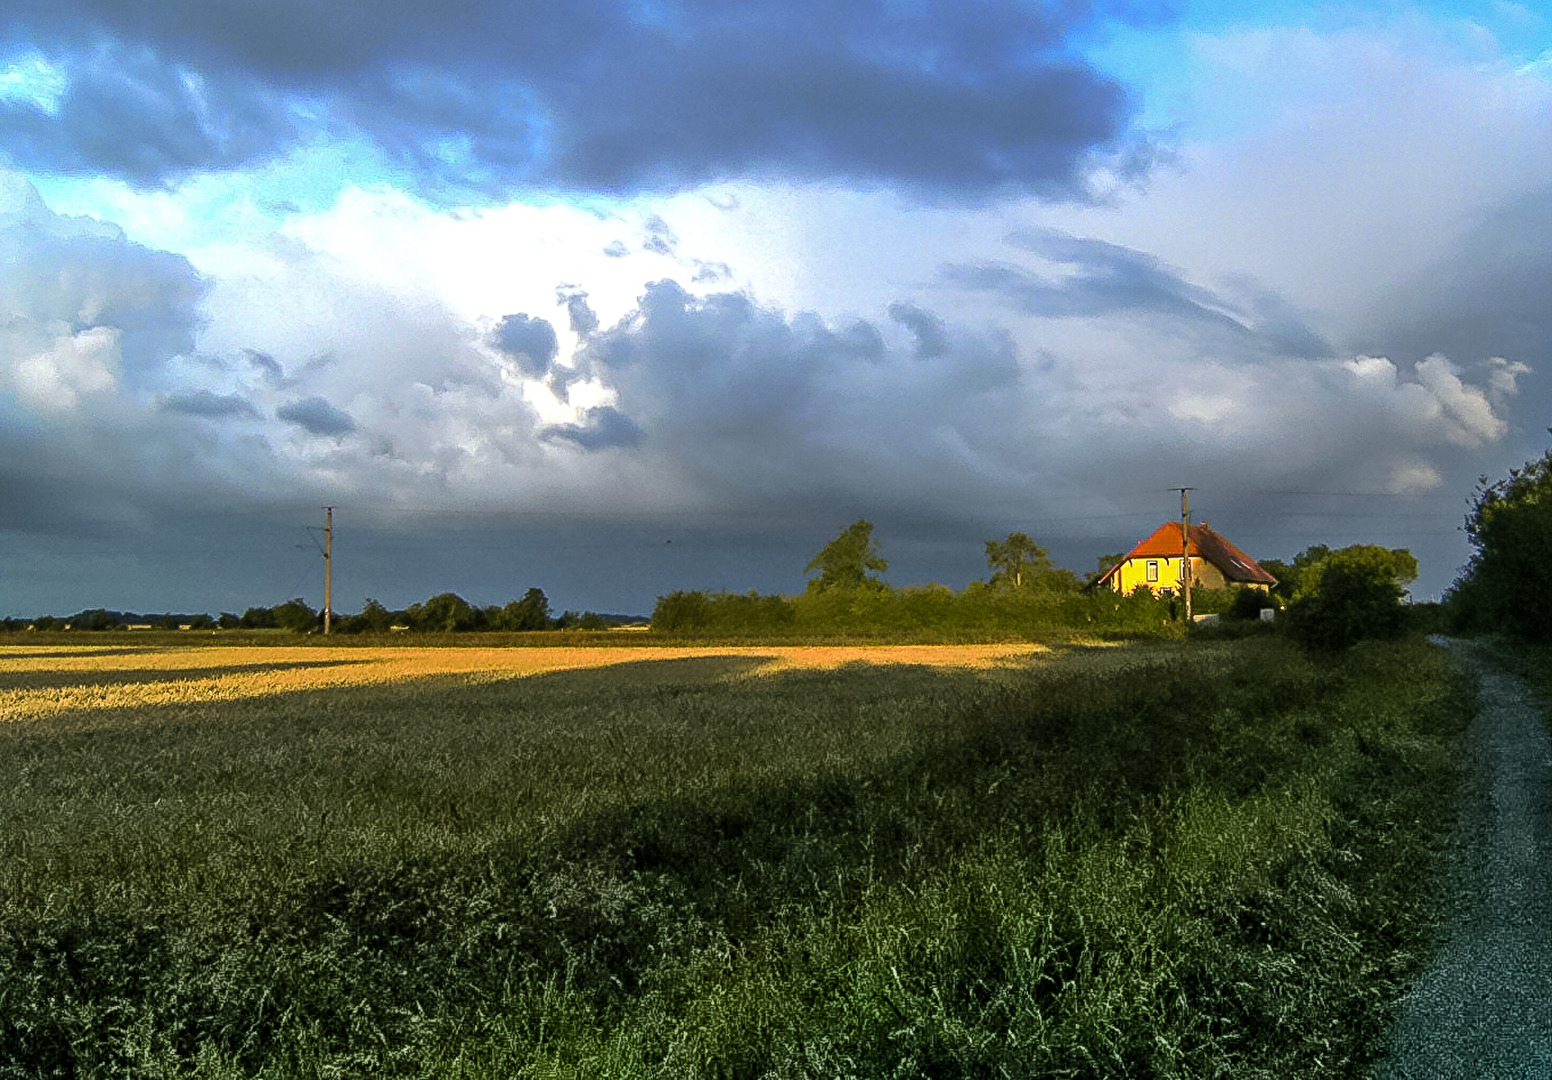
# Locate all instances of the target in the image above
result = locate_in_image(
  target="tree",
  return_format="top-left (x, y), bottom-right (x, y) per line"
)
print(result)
top-left (1450, 442), bottom-right (1552, 639)
top-left (653, 590), bottom-right (711, 632)
top-left (985, 532), bottom-right (1054, 590)
top-left (1284, 545), bottom-right (1417, 651)
top-left (1260, 545), bottom-right (1332, 604)
top-left (341, 598), bottom-right (395, 634)
top-left (240, 605), bottom-right (278, 630)
top-left (497, 588), bottom-right (552, 631)
top-left (406, 592), bottom-right (480, 633)
top-left (272, 598), bottom-right (319, 633)
top-left (805, 519), bottom-right (889, 592)
top-left (70, 608), bottom-right (118, 631)
top-left (1087, 552), bottom-right (1126, 590)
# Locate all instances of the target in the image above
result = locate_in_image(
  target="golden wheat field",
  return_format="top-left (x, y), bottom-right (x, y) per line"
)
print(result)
top-left (0, 640), bottom-right (1049, 723)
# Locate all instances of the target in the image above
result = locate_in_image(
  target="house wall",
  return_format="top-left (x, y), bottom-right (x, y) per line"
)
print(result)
top-left (1110, 555), bottom-right (1188, 595)
top-left (1195, 560), bottom-right (1228, 590)
top-left (1108, 557), bottom-right (1269, 596)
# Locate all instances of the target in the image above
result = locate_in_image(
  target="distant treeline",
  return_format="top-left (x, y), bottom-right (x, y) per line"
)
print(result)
top-left (4, 517), bottom-right (1430, 644)
top-left (651, 582), bottom-right (1274, 637)
top-left (2, 589), bottom-right (635, 635)
top-left (653, 522), bottom-right (1432, 646)
top-left (653, 521), bottom-right (1273, 637)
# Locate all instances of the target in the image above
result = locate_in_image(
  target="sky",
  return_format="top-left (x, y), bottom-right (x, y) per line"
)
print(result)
top-left (2, 0), bottom-right (1551, 617)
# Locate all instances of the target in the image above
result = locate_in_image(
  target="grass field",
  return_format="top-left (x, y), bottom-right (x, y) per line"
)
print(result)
top-left (0, 636), bottom-right (1470, 1078)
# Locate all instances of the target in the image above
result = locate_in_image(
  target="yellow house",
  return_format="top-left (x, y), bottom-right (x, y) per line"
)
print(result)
top-left (1096, 522), bottom-right (1276, 596)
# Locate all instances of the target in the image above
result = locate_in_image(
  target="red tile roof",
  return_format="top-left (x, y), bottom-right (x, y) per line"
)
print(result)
top-left (1097, 522), bottom-right (1277, 588)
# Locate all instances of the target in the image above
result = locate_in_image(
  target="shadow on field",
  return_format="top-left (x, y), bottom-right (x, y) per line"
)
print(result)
top-left (0, 657), bottom-right (373, 692)
top-left (0, 646), bottom-right (173, 661)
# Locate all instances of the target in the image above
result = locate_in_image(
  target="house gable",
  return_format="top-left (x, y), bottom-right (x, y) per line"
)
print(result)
top-left (1097, 522), bottom-right (1276, 596)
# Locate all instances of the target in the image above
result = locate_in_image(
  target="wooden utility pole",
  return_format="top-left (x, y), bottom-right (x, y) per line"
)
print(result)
top-left (323, 506), bottom-right (333, 635)
top-left (1178, 488), bottom-right (1194, 622)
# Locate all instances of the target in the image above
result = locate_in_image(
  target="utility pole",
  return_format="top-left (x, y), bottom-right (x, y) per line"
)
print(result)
top-left (1177, 488), bottom-right (1194, 623)
top-left (323, 506), bottom-right (333, 635)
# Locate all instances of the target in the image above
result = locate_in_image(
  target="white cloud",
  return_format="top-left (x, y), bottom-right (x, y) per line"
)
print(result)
top-left (1414, 353), bottom-right (1507, 447)
top-left (10, 325), bottom-right (120, 411)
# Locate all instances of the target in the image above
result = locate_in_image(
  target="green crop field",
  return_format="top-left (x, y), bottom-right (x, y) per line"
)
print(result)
top-left (0, 637), bottom-right (1470, 1078)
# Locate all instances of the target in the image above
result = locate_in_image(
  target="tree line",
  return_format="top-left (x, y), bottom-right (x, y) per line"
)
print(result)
top-left (657, 520), bottom-right (1422, 648)
top-left (1, 588), bottom-right (629, 635)
top-left (654, 520), bottom-right (1160, 635)
top-left (4, 517), bottom-right (1427, 646)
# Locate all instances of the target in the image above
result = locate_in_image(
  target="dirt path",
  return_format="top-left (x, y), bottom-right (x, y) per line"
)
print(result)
top-left (1371, 638), bottom-right (1552, 1078)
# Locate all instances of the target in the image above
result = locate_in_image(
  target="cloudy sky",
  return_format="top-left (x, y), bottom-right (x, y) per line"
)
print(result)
top-left (2, 0), bottom-right (1550, 617)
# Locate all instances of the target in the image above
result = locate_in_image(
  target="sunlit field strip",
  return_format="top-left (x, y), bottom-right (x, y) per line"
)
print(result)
top-left (0, 643), bottom-right (1046, 722)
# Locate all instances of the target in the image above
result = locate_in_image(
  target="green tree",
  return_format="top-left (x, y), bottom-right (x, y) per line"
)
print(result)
top-left (1261, 545), bottom-right (1332, 604)
top-left (805, 519), bottom-right (889, 592)
top-left (69, 608), bottom-right (118, 631)
top-left (406, 592), bottom-right (480, 633)
top-left (240, 606), bottom-right (277, 630)
top-left (497, 588), bottom-right (552, 631)
top-left (1450, 442), bottom-right (1552, 639)
top-left (1087, 552), bottom-right (1126, 590)
top-left (340, 598), bottom-right (395, 634)
top-left (653, 590), bottom-right (711, 632)
top-left (985, 532), bottom-right (1055, 590)
top-left (1285, 545), bottom-right (1417, 651)
top-left (272, 598), bottom-right (319, 633)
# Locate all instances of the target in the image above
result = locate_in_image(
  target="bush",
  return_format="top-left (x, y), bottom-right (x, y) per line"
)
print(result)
top-left (1229, 586), bottom-right (1274, 621)
top-left (653, 590), bottom-right (712, 632)
top-left (1448, 440), bottom-right (1552, 640)
top-left (272, 598), bottom-right (320, 634)
top-left (1284, 546), bottom-right (1412, 651)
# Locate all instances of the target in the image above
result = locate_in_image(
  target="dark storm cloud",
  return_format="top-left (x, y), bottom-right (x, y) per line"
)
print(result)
top-left (491, 313), bottom-right (558, 377)
top-left (541, 405), bottom-right (644, 450)
top-left (888, 301), bottom-right (949, 359)
top-left (0, 41), bottom-right (297, 181)
top-left (159, 388), bottom-right (259, 418)
top-left (945, 228), bottom-right (1334, 358)
top-left (243, 348), bottom-right (290, 387)
top-left (1359, 185), bottom-right (1552, 377)
top-left (0, 0), bottom-right (1144, 199)
top-left (1346, 185), bottom-right (1552, 496)
top-left (577, 279), bottom-right (1025, 511)
top-left (277, 395), bottom-right (357, 437)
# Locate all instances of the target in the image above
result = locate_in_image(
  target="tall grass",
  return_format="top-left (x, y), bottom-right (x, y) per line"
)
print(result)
top-left (0, 638), bottom-right (1468, 1077)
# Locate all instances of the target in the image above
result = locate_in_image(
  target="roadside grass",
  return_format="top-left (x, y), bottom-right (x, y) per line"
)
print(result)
top-left (1502, 641), bottom-right (1552, 737)
top-left (0, 637), bottom-right (1469, 1077)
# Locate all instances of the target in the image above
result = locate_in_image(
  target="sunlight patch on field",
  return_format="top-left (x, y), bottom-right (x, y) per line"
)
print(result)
top-left (0, 643), bottom-right (1047, 722)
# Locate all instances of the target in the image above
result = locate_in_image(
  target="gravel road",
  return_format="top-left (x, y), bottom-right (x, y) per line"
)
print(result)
top-left (1371, 638), bottom-right (1552, 1078)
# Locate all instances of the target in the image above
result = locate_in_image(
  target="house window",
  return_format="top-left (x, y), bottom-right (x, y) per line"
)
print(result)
top-left (1146, 560), bottom-right (1160, 582)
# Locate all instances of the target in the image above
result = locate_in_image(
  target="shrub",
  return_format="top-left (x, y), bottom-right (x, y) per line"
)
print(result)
top-left (1284, 546), bottom-right (1412, 651)
top-left (1448, 440), bottom-right (1552, 640)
